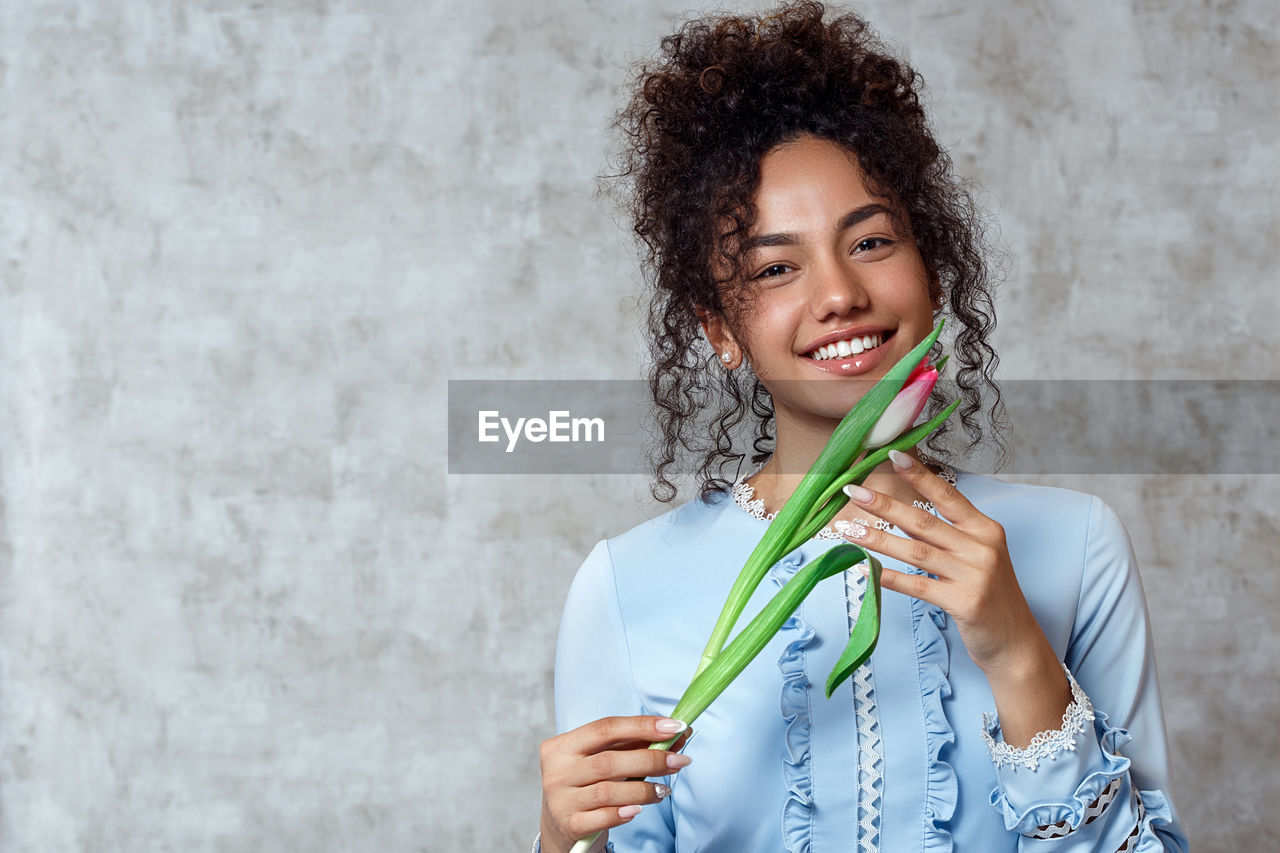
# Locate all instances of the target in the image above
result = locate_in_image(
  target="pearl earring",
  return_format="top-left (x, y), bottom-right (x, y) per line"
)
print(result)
top-left (721, 352), bottom-right (732, 362)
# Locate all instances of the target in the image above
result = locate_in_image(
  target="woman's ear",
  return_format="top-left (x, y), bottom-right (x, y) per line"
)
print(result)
top-left (927, 267), bottom-right (944, 311)
top-left (695, 305), bottom-right (742, 369)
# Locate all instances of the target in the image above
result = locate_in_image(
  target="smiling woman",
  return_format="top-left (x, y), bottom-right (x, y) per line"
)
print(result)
top-left (697, 137), bottom-right (939, 432)
top-left (615, 5), bottom-right (1006, 508)
top-left (536, 3), bottom-right (1189, 852)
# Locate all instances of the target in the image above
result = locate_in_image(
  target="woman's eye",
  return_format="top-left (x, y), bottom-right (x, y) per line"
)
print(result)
top-left (853, 237), bottom-right (891, 254)
top-left (755, 263), bottom-right (793, 279)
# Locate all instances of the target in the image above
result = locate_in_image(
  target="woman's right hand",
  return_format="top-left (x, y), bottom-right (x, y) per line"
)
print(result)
top-left (538, 715), bottom-right (692, 853)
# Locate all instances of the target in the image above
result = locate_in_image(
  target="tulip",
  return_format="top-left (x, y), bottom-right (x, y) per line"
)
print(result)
top-left (862, 357), bottom-right (941, 448)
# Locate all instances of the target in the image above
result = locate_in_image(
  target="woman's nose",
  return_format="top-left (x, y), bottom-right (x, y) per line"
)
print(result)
top-left (810, 262), bottom-right (869, 319)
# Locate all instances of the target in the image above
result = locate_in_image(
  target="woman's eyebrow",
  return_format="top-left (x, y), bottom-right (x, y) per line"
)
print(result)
top-left (744, 203), bottom-right (894, 250)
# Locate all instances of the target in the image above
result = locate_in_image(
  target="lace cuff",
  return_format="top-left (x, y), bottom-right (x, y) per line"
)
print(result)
top-left (982, 667), bottom-right (1138, 839)
top-left (980, 663), bottom-right (1093, 771)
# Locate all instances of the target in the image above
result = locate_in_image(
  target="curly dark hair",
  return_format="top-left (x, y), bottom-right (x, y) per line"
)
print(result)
top-left (610, 1), bottom-right (1009, 503)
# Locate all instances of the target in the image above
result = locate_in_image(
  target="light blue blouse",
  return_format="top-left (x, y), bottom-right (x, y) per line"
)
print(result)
top-left (551, 471), bottom-right (1189, 852)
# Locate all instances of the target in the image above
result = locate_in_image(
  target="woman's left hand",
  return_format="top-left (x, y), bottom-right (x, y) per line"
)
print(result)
top-left (836, 451), bottom-right (1045, 678)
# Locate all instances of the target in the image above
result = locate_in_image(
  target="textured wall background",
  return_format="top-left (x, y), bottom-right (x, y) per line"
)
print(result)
top-left (0, 1), bottom-right (1274, 851)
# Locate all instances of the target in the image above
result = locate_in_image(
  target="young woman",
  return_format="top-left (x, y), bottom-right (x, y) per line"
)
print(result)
top-left (537, 4), bottom-right (1188, 851)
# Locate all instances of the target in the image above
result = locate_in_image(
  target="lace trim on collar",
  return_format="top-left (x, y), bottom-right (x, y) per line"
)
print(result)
top-left (730, 462), bottom-right (957, 539)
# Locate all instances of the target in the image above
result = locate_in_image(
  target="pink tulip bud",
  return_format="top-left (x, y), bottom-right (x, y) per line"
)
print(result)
top-left (863, 360), bottom-right (940, 449)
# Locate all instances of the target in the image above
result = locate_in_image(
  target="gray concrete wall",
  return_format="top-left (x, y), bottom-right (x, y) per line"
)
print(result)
top-left (0, 1), bottom-right (1274, 850)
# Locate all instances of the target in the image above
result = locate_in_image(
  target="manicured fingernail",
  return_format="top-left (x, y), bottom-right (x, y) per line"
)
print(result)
top-left (656, 718), bottom-right (687, 734)
top-left (666, 753), bottom-right (693, 769)
top-left (844, 484), bottom-right (875, 504)
top-left (834, 519), bottom-right (868, 540)
top-left (888, 449), bottom-right (914, 471)
top-left (654, 783), bottom-right (671, 800)
top-left (618, 805), bottom-right (642, 819)
top-left (855, 561), bottom-right (871, 578)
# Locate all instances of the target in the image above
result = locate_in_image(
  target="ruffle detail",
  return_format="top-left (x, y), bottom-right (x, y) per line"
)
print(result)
top-left (1131, 789), bottom-right (1179, 852)
top-left (912, 591), bottom-right (957, 853)
top-left (773, 554), bottom-right (816, 853)
top-left (989, 709), bottom-right (1133, 835)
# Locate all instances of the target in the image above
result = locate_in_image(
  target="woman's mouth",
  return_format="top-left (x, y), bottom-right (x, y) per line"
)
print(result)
top-left (801, 329), bottom-right (898, 376)
top-left (805, 331), bottom-right (891, 361)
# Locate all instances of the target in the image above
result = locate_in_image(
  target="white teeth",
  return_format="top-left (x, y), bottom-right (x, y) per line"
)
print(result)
top-left (809, 332), bottom-right (885, 360)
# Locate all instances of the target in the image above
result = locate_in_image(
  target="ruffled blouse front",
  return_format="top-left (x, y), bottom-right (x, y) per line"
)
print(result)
top-left (549, 471), bottom-right (1188, 852)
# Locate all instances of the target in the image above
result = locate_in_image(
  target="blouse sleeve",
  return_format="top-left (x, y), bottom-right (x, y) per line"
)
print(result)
top-left (549, 540), bottom-right (677, 853)
top-left (980, 496), bottom-right (1190, 852)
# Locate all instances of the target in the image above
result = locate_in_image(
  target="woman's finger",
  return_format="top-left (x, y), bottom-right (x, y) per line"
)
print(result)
top-left (572, 779), bottom-right (673, 815)
top-left (834, 506), bottom-right (964, 580)
top-left (886, 451), bottom-right (993, 533)
top-left (556, 779), bottom-right (673, 840)
top-left (873, 564), bottom-right (951, 610)
top-left (561, 800), bottom-right (654, 842)
top-left (559, 715), bottom-right (687, 756)
top-left (562, 746), bottom-right (693, 787)
top-left (842, 481), bottom-right (971, 554)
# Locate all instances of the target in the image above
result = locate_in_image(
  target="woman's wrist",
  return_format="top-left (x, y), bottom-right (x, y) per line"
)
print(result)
top-left (539, 809), bottom-right (570, 853)
top-left (981, 639), bottom-right (1074, 749)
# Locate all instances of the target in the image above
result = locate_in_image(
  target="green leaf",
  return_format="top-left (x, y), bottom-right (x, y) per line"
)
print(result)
top-left (825, 555), bottom-right (883, 698)
top-left (672, 544), bottom-right (869, 724)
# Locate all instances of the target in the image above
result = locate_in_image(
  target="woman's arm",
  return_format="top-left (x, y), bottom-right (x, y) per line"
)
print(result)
top-left (537, 540), bottom-right (681, 853)
top-left (967, 496), bottom-right (1188, 851)
top-left (976, 495), bottom-right (1187, 852)
top-left (841, 458), bottom-right (1188, 850)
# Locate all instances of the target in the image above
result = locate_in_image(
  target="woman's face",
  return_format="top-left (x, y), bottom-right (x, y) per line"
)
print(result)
top-left (708, 135), bottom-right (940, 427)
